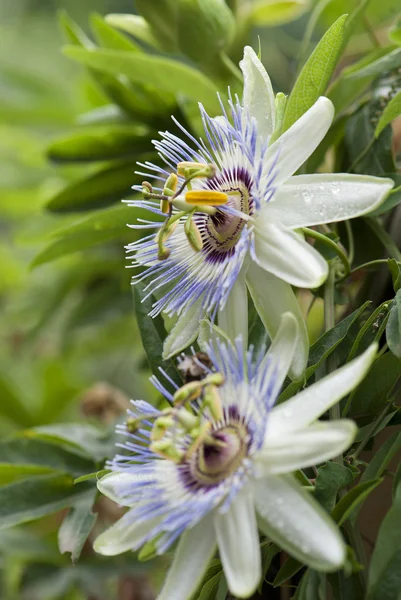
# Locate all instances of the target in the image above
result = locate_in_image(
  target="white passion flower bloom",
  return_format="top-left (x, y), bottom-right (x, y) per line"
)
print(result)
top-left (127, 46), bottom-right (392, 380)
top-left (94, 313), bottom-right (377, 600)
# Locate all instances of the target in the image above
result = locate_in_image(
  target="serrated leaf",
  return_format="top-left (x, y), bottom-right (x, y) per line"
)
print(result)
top-left (47, 126), bottom-right (150, 163)
top-left (315, 461), bottom-right (355, 513)
top-left (283, 14), bottom-right (348, 131)
top-left (367, 482), bottom-right (401, 600)
top-left (31, 424), bottom-right (116, 462)
top-left (63, 47), bottom-right (220, 112)
top-left (331, 478), bottom-right (382, 525)
top-left (58, 488), bottom-right (97, 563)
top-left (0, 474), bottom-right (93, 529)
top-left (249, 0), bottom-right (309, 27)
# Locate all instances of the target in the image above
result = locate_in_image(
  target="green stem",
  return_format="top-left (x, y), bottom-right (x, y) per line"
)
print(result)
top-left (345, 220), bottom-right (355, 265)
top-left (301, 228), bottom-right (350, 277)
top-left (366, 217), bottom-right (401, 262)
top-left (324, 268), bottom-right (342, 424)
top-left (338, 258), bottom-right (401, 282)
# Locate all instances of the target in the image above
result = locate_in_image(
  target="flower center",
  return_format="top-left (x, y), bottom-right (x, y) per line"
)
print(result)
top-left (196, 174), bottom-right (254, 261)
top-left (191, 423), bottom-right (249, 486)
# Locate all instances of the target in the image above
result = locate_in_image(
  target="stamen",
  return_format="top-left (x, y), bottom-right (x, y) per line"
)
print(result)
top-left (185, 190), bottom-right (228, 206)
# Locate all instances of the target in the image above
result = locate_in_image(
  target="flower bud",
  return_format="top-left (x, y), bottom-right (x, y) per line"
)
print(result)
top-left (177, 0), bottom-right (235, 64)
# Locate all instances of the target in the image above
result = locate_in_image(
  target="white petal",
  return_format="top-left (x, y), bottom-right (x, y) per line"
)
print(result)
top-left (163, 299), bottom-right (202, 359)
top-left (257, 420), bottom-right (357, 474)
top-left (240, 45), bottom-right (276, 141)
top-left (158, 517), bottom-right (216, 600)
top-left (255, 312), bottom-right (299, 401)
top-left (254, 475), bottom-right (345, 570)
top-left (93, 509), bottom-right (159, 556)
top-left (218, 270), bottom-right (248, 346)
top-left (214, 491), bottom-right (261, 598)
top-left (269, 343), bottom-right (377, 436)
top-left (262, 174), bottom-right (394, 229)
top-left (264, 97), bottom-right (334, 186)
top-left (97, 472), bottom-right (141, 507)
top-left (253, 221), bottom-right (329, 288)
top-left (246, 262), bottom-right (308, 380)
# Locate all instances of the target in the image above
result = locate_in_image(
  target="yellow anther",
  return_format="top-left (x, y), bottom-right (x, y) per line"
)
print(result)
top-left (184, 217), bottom-right (203, 252)
top-left (164, 173), bottom-right (178, 194)
top-left (150, 415), bottom-right (175, 441)
top-left (185, 190), bottom-right (228, 206)
top-left (160, 199), bottom-right (170, 214)
top-left (177, 161), bottom-right (207, 176)
top-left (173, 381), bottom-right (202, 405)
top-left (150, 439), bottom-right (184, 463)
top-left (204, 373), bottom-right (225, 387)
top-left (203, 385), bottom-right (224, 422)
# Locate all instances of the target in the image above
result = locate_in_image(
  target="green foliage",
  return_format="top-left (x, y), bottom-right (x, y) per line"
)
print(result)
top-left (282, 14), bottom-right (348, 130)
top-left (2, 0), bottom-right (401, 598)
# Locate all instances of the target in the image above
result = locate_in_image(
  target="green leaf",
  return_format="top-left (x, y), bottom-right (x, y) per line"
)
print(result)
top-left (367, 483), bottom-right (401, 600)
top-left (133, 283), bottom-right (181, 386)
top-left (283, 14), bottom-right (348, 131)
top-left (331, 478), bottom-right (382, 525)
top-left (315, 461), bottom-right (355, 513)
top-left (191, 559), bottom-right (222, 600)
top-left (31, 205), bottom-right (141, 268)
top-left (0, 436), bottom-right (95, 477)
top-left (90, 13), bottom-right (140, 51)
top-left (0, 375), bottom-right (35, 427)
top-left (345, 102), bottom-right (395, 176)
top-left (0, 463), bottom-right (57, 486)
top-left (279, 302), bottom-right (370, 402)
top-left (346, 300), bottom-right (392, 362)
top-left (370, 176), bottom-right (401, 216)
top-left (196, 572), bottom-right (222, 600)
top-left (249, 0), bottom-right (309, 27)
top-left (58, 488), bottom-right (98, 563)
top-left (375, 89), bottom-right (401, 137)
top-left (105, 14), bottom-right (161, 49)
top-left (273, 556), bottom-right (303, 587)
top-left (388, 258), bottom-right (401, 292)
top-left (46, 161), bottom-right (140, 212)
top-left (361, 431), bottom-right (401, 483)
top-left (347, 47), bottom-right (401, 79)
top-left (293, 569), bottom-right (326, 600)
top-left (0, 474), bottom-right (93, 529)
top-left (63, 47), bottom-right (220, 112)
top-left (58, 9), bottom-right (94, 47)
top-left (348, 352), bottom-right (401, 417)
top-left (387, 290), bottom-right (401, 358)
top-left (47, 126), bottom-right (150, 163)
top-left (30, 424), bottom-right (116, 462)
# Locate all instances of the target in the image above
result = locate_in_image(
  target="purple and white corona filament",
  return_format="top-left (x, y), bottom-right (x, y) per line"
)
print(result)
top-left (126, 46), bottom-right (393, 379)
top-left (94, 314), bottom-right (377, 600)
